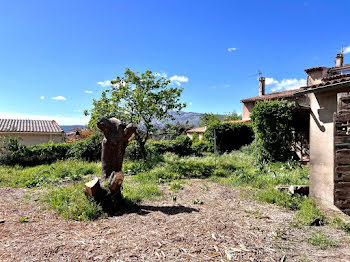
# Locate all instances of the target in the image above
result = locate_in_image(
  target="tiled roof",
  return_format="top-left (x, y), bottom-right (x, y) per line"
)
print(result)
top-left (304, 66), bottom-right (327, 73)
top-left (0, 119), bottom-right (64, 133)
top-left (241, 89), bottom-right (299, 103)
top-left (225, 119), bottom-right (251, 123)
top-left (186, 126), bottom-right (207, 134)
top-left (299, 75), bottom-right (350, 91)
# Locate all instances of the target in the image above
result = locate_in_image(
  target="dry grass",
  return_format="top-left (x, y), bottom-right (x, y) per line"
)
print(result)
top-left (1, 180), bottom-right (350, 262)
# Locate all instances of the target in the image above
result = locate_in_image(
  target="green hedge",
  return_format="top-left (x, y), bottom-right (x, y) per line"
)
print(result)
top-left (125, 135), bottom-right (194, 160)
top-left (204, 122), bottom-right (254, 153)
top-left (251, 100), bottom-right (296, 162)
top-left (0, 133), bottom-right (102, 166)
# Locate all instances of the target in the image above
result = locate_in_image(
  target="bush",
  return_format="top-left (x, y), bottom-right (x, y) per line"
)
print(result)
top-left (0, 133), bottom-right (102, 166)
top-left (125, 135), bottom-right (193, 160)
top-left (204, 122), bottom-right (254, 153)
top-left (67, 133), bottom-right (102, 161)
top-left (251, 100), bottom-right (296, 162)
top-left (0, 136), bottom-right (71, 166)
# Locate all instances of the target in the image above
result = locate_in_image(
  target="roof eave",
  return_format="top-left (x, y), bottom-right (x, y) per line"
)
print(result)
top-left (294, 80), bottom-right (350, 96)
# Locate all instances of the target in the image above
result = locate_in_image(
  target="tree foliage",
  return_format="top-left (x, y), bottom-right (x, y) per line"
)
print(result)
top-left (224, 110), bottom-right (242, 121)
top-left (85, 68), bottom-right (186, 159)
top-left (204, 122), bottom-right (254, 153)
top-left (251, 100), bottom-right (296, 162)
top-left (199, 113), bottom-right (221, 126)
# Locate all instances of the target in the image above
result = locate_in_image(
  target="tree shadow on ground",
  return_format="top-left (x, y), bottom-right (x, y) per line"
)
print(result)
top-left (94, 189), bottom-right (199, 217)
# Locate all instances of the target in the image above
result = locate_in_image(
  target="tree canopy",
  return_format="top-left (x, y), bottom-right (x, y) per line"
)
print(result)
top-left (85, 68), bottom-right (186, 159)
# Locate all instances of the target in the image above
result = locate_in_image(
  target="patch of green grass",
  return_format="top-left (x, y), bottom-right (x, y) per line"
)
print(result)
top-left (331, 216), bottom-right (350, 233)
top-left (18, 216), bottom-right (29, 223)
top-left (295, 198), bottom-right (325, 226)
top-left (255, 188), bottom-right (304, 210)
top-left (244, 209), bottom-right (269, 219)
top-left (170, 181), bottom-right (183, 191)
top-left (307, 231), bottom-right (338, 249)
top-left (43, 182), bottom-right (103, 221)
top-left (122, 174), bottom-right (162, 203)
top-left (0, 161), bottom-right (100, 188)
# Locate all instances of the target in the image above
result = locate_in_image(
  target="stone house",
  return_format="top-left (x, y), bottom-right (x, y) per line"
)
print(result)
top-left (241, 52), bottom-right (350, 213)
top-left (0, 119), bottom-right (65, 146)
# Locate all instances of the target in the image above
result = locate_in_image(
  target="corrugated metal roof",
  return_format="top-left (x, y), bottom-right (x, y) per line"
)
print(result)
top-left (241, 89), bottom-right (299, 103)
top-left (0, 119), bottom-right (64, 133)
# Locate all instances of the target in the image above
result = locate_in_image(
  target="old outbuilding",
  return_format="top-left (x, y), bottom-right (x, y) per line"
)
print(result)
top-left (0, 119), bottom-right (65, 146)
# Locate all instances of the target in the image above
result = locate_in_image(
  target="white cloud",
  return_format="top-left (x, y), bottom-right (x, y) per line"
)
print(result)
top-left (266, 78), bottom-right (307, 92)
top-left (169, 75), bottom-right (189, 86)
top-left (0, 112), bottom-right (89, 125)
top-left (73, 109), bottom-right (82, 113)
top-left (189, 102), bottom-right (193, 106)
top-left (343, 46), bottom-right (350, 54)
top-left (40, 96), bottom-right (45, 100)
top-left (228, 47), bottom-right (238, 52)
top-left (97, 80), bottom-right (111, 87)
top-left (52, 96), bottom-right (67, 101)
top-left (84, 90), bottom-right (93, 94)
top-left (170, 75), bottom-right (189, 82)
top-left (224, 84), bottom-right (231, 88)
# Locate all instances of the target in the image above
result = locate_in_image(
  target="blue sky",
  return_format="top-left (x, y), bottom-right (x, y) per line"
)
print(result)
top-left (1, 0), bottom-right (350, 125)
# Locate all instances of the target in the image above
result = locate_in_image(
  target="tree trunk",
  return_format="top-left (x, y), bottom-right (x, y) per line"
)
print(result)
top-left (135, 131), bottom-right (148, 161)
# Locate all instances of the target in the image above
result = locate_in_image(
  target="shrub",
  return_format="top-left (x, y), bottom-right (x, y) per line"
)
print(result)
top-left (0, 136), bottom-right (71, 166)
top-left (204, 122), bottom-right (254, 153)
top-left (126, 135), bottom-right (193, 160)
top-left (0, 132), bottom-right (102, 166)
top-left (192, 140), bottom-right (211, 155)
top-left (251, 100), bottom-right (296, 162)
top-left (67, 133), bottom-right (102, 161)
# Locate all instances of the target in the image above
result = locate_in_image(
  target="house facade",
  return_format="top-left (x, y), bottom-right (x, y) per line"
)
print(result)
top-left (241, 52), bottom-right (350, 213)
top-left (0, 119), bottom-right (65, 146)
top-left (186, 126), bottom-right (207, 140)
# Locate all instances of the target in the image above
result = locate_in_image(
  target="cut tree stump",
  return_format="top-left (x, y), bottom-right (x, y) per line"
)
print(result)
top-left (108, 171), bottom-right (124, 195)
top-left (85, 177), bottom-right (101, 197)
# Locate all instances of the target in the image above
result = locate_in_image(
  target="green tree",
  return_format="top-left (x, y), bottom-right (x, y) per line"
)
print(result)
top-left (224, 110), bottom-right (242, 121)
top-left (199, 113), bottom-right (221, 126)
top-left (85, 68), bottom-right (186, 160)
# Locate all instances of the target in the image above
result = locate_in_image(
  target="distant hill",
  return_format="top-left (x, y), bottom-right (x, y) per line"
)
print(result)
top-left (60, 125), bottom-right (86, 133)
top-left (60, 111), bottom-right (226, 133)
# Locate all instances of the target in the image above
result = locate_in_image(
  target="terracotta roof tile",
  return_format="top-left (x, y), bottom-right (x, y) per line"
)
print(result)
top-left (241, 89), bottom-right (299, 103)
top-left (224, 119), bottom-right (251, 123)
top-left (186, 126), bottom-right (207, 133)
top-left (0, 119), bottom-right (64, 133)
top-left (298, 75), bottom-right (350, 91)
top-left (304, 66), bottom-right (327, 73)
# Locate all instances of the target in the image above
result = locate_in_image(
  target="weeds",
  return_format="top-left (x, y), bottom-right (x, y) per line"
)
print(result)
top-left (18, 216), bottom-right (29, 223)
top-left (295, 198), bottom-right (325, 226)
top-left (307, 231), bottom-right (338, 249)
top-left (0, 160), bottom-right (100, 188)
top-left (332, 216), bottom-right (350, 233)
top-left (43, 182), bottom-right (103, 221)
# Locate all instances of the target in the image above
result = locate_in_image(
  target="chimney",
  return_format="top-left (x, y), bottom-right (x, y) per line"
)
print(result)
top-left (259, 77), bottom-right (265, 96)
top-left (336, 53), bottom-right (344, 67)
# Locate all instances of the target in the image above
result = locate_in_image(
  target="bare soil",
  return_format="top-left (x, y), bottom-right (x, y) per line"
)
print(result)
top-left (1, 180), bottom-right (350, 262)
